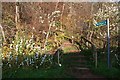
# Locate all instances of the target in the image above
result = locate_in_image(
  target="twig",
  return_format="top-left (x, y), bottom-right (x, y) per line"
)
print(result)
top-left (0, 24), bottom-right (6, 42)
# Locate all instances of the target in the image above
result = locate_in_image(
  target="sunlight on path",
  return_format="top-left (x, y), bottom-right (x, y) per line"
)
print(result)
top-left (61, 41), bottom-right (80, 53)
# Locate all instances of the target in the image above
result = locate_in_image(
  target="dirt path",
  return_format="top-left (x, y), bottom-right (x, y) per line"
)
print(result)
top-left (63, 52), bottom-right (107, 79)
top-left (66, 54), bottom-right (107, 79)
top-left (61, 41), bottom-right (80, 53)
top-left (69, 68), bottom-right (106, 79)
top-left (62, 41), bottom-right (107, 79)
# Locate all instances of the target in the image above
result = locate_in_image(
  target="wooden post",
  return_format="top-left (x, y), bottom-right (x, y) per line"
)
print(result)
top-left (94, 46), bottom-right (97, 68)
top-left (92, 45), bottom-right (97, 68)
top-left (58, 49), bottom-right (59, 65)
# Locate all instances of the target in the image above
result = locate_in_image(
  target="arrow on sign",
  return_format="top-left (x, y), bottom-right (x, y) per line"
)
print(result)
top-left (96, 20), bottom-right (107, 27)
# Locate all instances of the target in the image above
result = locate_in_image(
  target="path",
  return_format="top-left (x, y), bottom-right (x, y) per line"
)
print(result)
top-left (64, 53), bottom-right (107, 79)
top-left (61, 40), bottom-right (80, 53)
top-left (62, 41), bottom-right (107, 79)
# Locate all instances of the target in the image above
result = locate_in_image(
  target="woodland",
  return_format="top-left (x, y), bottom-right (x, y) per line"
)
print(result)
top-left (1, 2), bottom-right (120, 78)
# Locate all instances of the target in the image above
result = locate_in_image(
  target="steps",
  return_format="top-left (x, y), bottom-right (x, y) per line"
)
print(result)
top-left (65, 53), bottom-right (89, 68)
top-left (63, 52), bottom-right (106, 78)
top-left (64, 52), bottom-right (95, 78)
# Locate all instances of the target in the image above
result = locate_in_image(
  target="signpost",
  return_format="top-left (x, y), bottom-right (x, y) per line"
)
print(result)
top-left (96, 20), bottom-right (107, 27)
top-left (107, 18), bottom-right (110, 68)
top-left (95, 18), bottom-right (110, 68)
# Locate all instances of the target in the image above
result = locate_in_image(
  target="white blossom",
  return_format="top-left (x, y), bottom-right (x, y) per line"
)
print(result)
top-left (9, 64), bottom-right (11, 67)
top-left (51, 10), bottom-right (61, 16)
top-left (16, 44), bottom-right (19, 52)
top-left (36, 66), bottom-right (38, 69)
top-left (39, 16), bottom-right (42, 19)
top-left (33, 27), bottom-right (35, 30)
top-left (10, 44), bottom-right (13, 49)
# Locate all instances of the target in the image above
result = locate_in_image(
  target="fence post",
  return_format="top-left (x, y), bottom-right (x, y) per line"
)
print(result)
top-left (94, 46), bottom-right (97, 68)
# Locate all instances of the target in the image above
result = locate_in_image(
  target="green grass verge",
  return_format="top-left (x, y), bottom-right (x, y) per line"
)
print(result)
top-left (91, 61), bottom-right (120, 78)
top-left (2, 65), bottom-right (73, 78)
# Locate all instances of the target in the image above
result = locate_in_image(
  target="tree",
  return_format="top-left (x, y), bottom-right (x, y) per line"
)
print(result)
top-left (92, 3), bottom-right (119, 48)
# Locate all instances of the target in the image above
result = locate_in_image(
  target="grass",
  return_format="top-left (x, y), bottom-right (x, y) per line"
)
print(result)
top-left (63, 46), bottom-right (78, 53)
top-left (72, 48), bottom-right (120, 78)
top-left (3, 51), bottom-right (85, 79)
top-left (2, 53), bottom-right (74, 78)
top-left (2, 65), bottom-right (73, 78)
top-left (88, 47), bottom-right (120, 78)
top-left (3, 48), bottom-right (120, 79)
top-left (91, 61), bottom-right (120, 78)
top-left (2, 48), bottom-right (76, 79)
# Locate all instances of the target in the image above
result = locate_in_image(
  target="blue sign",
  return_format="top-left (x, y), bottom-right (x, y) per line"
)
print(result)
top-left (96, 20), bottom-right (107, 26)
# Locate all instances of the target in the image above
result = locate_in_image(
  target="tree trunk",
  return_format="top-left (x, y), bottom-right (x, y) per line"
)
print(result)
top-left (15, 2), bottom-right (20, 40)
top-left (15, 2), bottom-right (20, 30)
